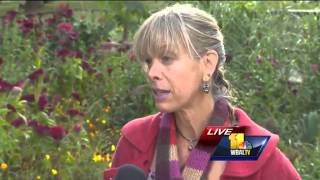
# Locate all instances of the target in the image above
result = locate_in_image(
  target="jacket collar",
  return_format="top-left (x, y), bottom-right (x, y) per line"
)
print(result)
top-left (121, 112), bottom-right (162, 153)
top-left (122, 108), bottom-right (279, 177)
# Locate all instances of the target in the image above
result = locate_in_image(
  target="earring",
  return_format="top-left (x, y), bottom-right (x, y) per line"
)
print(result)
top-left (201, 80), bottom-right (210, 94)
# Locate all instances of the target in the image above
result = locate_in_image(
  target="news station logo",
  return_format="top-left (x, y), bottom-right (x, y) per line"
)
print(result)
top-left (199, 127), bottom-right (270, 160)
top-left (229, 133), bottom-right (252, 156)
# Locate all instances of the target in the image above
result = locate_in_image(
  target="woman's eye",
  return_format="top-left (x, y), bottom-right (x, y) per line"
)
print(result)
top-left (161, 56), bottom-right (172, 64)
top-left (145, 58), bottom-right (152, 65)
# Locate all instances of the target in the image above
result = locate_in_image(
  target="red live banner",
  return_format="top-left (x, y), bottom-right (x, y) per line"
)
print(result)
top-left (199, 126), bottom-right (246, 146)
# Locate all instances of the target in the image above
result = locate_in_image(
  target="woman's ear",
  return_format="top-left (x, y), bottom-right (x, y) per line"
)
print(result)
top-left (202, 50), bottom-right (218, 81)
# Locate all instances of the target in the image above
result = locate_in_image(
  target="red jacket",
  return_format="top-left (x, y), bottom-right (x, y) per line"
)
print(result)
top-left (104, 108), bottom-right (301, 180)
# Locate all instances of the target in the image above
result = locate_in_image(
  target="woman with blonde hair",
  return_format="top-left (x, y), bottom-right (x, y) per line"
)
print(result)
top-left (104, 4), bottom-right (301, 180)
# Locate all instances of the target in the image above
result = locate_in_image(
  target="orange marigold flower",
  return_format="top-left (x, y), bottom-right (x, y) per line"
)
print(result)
top-left (103, 106), bottom-right (111, 113)
top-left (1, 163), bottom-right (8, 171)
top-left (88, 123), bottom-right (95, 129)
top-left (90, 132), bottom-right (96, 137)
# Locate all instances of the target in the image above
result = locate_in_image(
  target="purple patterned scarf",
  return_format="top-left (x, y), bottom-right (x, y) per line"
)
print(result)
top-left (155, 98), bottom-right (231, 179)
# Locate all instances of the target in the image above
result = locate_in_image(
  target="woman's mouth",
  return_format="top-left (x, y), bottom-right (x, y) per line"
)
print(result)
top-left (152, 88), bottom-right (171, 102)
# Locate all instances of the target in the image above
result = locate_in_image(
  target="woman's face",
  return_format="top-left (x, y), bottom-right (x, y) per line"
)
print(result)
top-left (144, 48), bottom-right (205, 112)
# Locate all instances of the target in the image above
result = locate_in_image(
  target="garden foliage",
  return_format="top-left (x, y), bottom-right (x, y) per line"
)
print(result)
top-left (0, 1), bottom-right (319, 179)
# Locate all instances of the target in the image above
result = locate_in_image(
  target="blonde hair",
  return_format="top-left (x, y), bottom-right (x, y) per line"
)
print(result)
top-left (133, 3), bottom-right (232, 101)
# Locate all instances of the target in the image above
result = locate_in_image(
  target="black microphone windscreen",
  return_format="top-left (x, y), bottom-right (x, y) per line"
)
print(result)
top-left (115, 164), bottom-right (146, 180)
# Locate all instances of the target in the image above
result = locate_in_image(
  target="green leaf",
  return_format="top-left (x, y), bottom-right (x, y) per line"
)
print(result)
top-left (34, 46), bottom-right (45, 68)
top-left (0, 118), bottom-right (8, 126)
top-left (35, 112), bottom-right (56, 126)
top-left (0, 108), bottom-right (9, 117)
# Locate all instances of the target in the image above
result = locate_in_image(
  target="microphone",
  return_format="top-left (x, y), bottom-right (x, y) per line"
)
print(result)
top-left (115, 164), bottom-right (147, 180)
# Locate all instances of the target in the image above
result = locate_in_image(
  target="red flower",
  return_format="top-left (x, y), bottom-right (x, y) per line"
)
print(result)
top-left (0, 78), bottom-right (13, 91)
top-left (56, 3), bottom-right (73, 18)
top-left (46, 33), bottom-right (53, 40)
top-left (256, 56), bottom-right (263, 64)
top-left (72, 50), bottom-right (82, 58)
top-left (82, 61), bottom-right (95, 75)
top-left (44, 74), bottom-right (50, 83)
top-left (4, 10), bottom-right (17, 24)
top-left (87, 47), bottom-right (95, 54)
top-left (18, 18), bottom-right (35, 34)
top-left (28, 119), bottom-right (39, 128)
top-left (46, 15), bottom-right (57, 26)
top-left (11, 118), bottom-right (26, 128)
top-left (3, 80), bottom-right (25, 94)
top-left (28, 68), bottom-right (44, 81)
top-left (67, 108), bottom-right (85, 117)
top-left (57, 22), bottom-right (73, 32)
top-left (73, 123), bottom-right (83, 133)
top-left (72, 92), bottom-right (81, 101)
top-left (28, 120), bottom-right (50, 136)
top-left (35, 123), bottom-right (50, 136)
top-left (56, 48), bottom-right (72, 58)
top-left (68, 31), bottom-right (79, 40)
top-left (58, 39), bottom-right (67, 46)
top-left (21, 94), bottom-right (35, 102)
top-left (49, 125), bottom-right (68, 140)
top-left (38, 94), bottom-right (48, 111)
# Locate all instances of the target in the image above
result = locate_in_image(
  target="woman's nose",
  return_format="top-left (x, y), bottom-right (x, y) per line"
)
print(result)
top-left (147, 59), bottom-right (162, 81)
